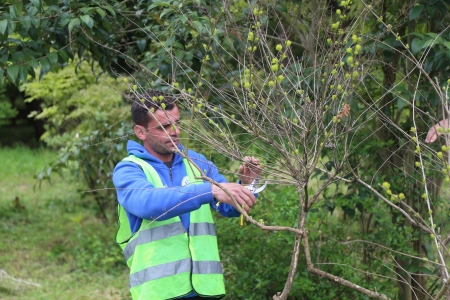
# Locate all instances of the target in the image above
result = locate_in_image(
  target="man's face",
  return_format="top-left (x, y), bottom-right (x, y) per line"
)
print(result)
top-left (135, 105), bottom-right (181, 161)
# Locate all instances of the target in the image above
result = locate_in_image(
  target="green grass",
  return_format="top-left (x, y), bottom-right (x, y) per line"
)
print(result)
top-left (0, 146), bottom-right (130, 300)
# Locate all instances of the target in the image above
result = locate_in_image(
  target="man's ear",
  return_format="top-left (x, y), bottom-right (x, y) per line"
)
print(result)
top-left (134, 125), bottom-right (147, 141)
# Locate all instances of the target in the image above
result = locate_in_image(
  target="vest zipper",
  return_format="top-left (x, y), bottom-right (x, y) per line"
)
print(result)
top-left (187, 233), bottom-right (198, 296)
top-left (169, 167), bottom-right (173, 181)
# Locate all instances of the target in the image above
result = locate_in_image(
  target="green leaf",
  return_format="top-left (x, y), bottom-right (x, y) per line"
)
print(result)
top-left (179, 15), bottom-right (187, 24)
top-left (173, 50), bottom-right (184, 60)
top-left (0, 19), bottom-right (7, 35)
top-left (409, 5), bottom-right (424, 20)
top-left (80, 15), bottom-right (94, 29)
top-left (23, 48), bottom-right (38, 59)
top-left (28, 66), bottom-right (35, 79)
top-left (172, 42), bottom-right (184, 50)
top-left (407, 32), bottom-right (424, 39)
top-left (192, 21), bottom-right (203, 34)
top-left (427, 91), bottom-right (439, 107)
top-left (424, 57), bottom-right (434, 72)
top-left (31, 16), bottom-right (40, 28)
top-left (275, 4), bottom-right (287, 13)
top-left (136, 39), bottom-right (146, 52)
top-left (397, 97), bottom-right (408, 111)
top-left (427, 33), bottom-right (443, 43)
top-left (14, 1), bottom-right (23, 17)
top-left (28, 57), bottom-right (38, 68)
top-left (160, 8), bottom-right (174, 18)
top-left (43, 0), bottom-right (58, 5)
top-left (223, 37), bottom-right (234, 49)
top-left (443, 41), bottom-right (450, 50)
top-left (376, 41), bottom-right (392, 51)
top-left (0, 54), bottom-right (9, 65)
top-left (411, 38), bottom-right (424, 54)
top-left (418, 267), bottom-right (434, 275)
top-left (65, 47), bottom-right (74, 60)
top-left (80, 7), bottom-right (93, 14)
top-left (96, 8), bottom-right (105, 19)
top-left (10, 5), bottom-right (16, 18)
top-left (48, 52), bottom-right (58, 65)
top-left (427, 5), bottom-right (436, 17)
top-left (58, 49), bottom-right (69, 63)
top-left (342, 205), bottom-right (355, 219)
top-left (60, 18), bottom-right (71, 27)
top-left (77, 35), bottom-right (89, 47)
top-left (68, 18), bottom-right (81, 33)
top-left (165, 35), bottom-right (175, 47)
top-left (148, 2), bottom-right (170, 10)
top-left (7, 65), bottom-right (19, 82)
top-left (19, 65), bottom-right (27, 82)
top-left (28, 25), bottom-right (38, 40)
top-left (103, 5), bottom-right (116, 17)
top-left (30, 0), bottom-right (41, 10)
top-left (434, 49), bottom-right (447, 62)
top-left (22, 15), bottom-right (31, 31)
top-left (102, 19), bottom-right (112, 31)
top-left (78, 45), bottom-right (85, 59)
top-left (423, 38), bottom-right (435, 48)
top-left (40, 57), bottom-right (50, 73)
top-left (28, 6), bottom-right (38, 16)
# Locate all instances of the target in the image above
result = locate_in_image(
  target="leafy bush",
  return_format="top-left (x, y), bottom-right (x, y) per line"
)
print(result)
top-left (21, 63), bottom-right (131, 220)
top-left (0, 94), bottom-right (18, 127)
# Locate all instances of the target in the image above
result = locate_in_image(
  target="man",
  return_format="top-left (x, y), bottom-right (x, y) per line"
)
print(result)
top-left (113, 90), bottom-right (261, 300)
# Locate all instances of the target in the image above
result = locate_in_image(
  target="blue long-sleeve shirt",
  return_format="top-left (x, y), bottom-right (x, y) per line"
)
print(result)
top-left (113, 140), bottom-right (240, 234)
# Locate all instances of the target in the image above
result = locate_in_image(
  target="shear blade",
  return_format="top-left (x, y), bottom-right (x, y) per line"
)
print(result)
top-left (253, 181), bottom-right (268, 193)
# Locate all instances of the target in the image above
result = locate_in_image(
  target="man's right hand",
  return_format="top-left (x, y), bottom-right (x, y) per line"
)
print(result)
top-left (212, 183), bottom-right (256, 212)
top-left (426, 119), bottom-right (449, 143)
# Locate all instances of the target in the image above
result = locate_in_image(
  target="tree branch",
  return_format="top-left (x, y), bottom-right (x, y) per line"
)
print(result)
top-left (303, 231), bottom-right (391, 300)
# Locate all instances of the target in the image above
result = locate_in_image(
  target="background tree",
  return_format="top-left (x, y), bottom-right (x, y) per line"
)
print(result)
top-left (19, 62), bottom-right (130, 222)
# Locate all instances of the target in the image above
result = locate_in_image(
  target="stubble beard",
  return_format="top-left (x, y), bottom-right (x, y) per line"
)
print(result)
top-left (153, 139), bottom-right (179, 156)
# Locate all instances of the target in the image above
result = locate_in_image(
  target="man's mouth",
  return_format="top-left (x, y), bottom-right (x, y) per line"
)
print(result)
top-left (166, 139), bottom-right (178, 146)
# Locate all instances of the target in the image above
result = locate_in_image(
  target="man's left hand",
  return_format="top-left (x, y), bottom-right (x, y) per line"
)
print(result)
top-left (238, 156), bottom-right (262, 185)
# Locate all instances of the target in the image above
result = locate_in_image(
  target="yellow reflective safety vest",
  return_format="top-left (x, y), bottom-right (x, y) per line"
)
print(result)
top-left (116, 155), bottom-right (225, 300)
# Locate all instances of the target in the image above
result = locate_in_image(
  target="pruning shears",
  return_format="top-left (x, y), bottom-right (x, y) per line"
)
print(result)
top-left (245, 177), bottom-right (268, 194)
top-left (240, 178), bottom-right (267, 227)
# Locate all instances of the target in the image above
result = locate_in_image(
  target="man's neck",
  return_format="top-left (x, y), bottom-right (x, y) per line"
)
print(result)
top-left (158, 154), bottom-right (174, 163)
top-left (163, 157), bottom-right (174, 168)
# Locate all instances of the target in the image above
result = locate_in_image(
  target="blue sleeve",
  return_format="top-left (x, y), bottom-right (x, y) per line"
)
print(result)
top-left (191, 154), bottom-right (240, 218)
top-left (113, 161), bottom-right (215, 221)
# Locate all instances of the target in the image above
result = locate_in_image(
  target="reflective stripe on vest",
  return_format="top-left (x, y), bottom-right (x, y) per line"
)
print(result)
top-left (116, 155), bottom-right (225, 299)
top-left (129, 259), bottom-right (223, 287)
top-left (124, 221), bottom-right (217, 262)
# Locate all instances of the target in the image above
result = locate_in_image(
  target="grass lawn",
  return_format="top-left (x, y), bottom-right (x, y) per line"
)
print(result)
top-left (0, 146), bottom-right (130, 299)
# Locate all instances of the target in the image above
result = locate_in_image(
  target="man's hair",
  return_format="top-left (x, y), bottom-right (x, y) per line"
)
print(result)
top-left (130, 89), bottom-right (176, 126)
